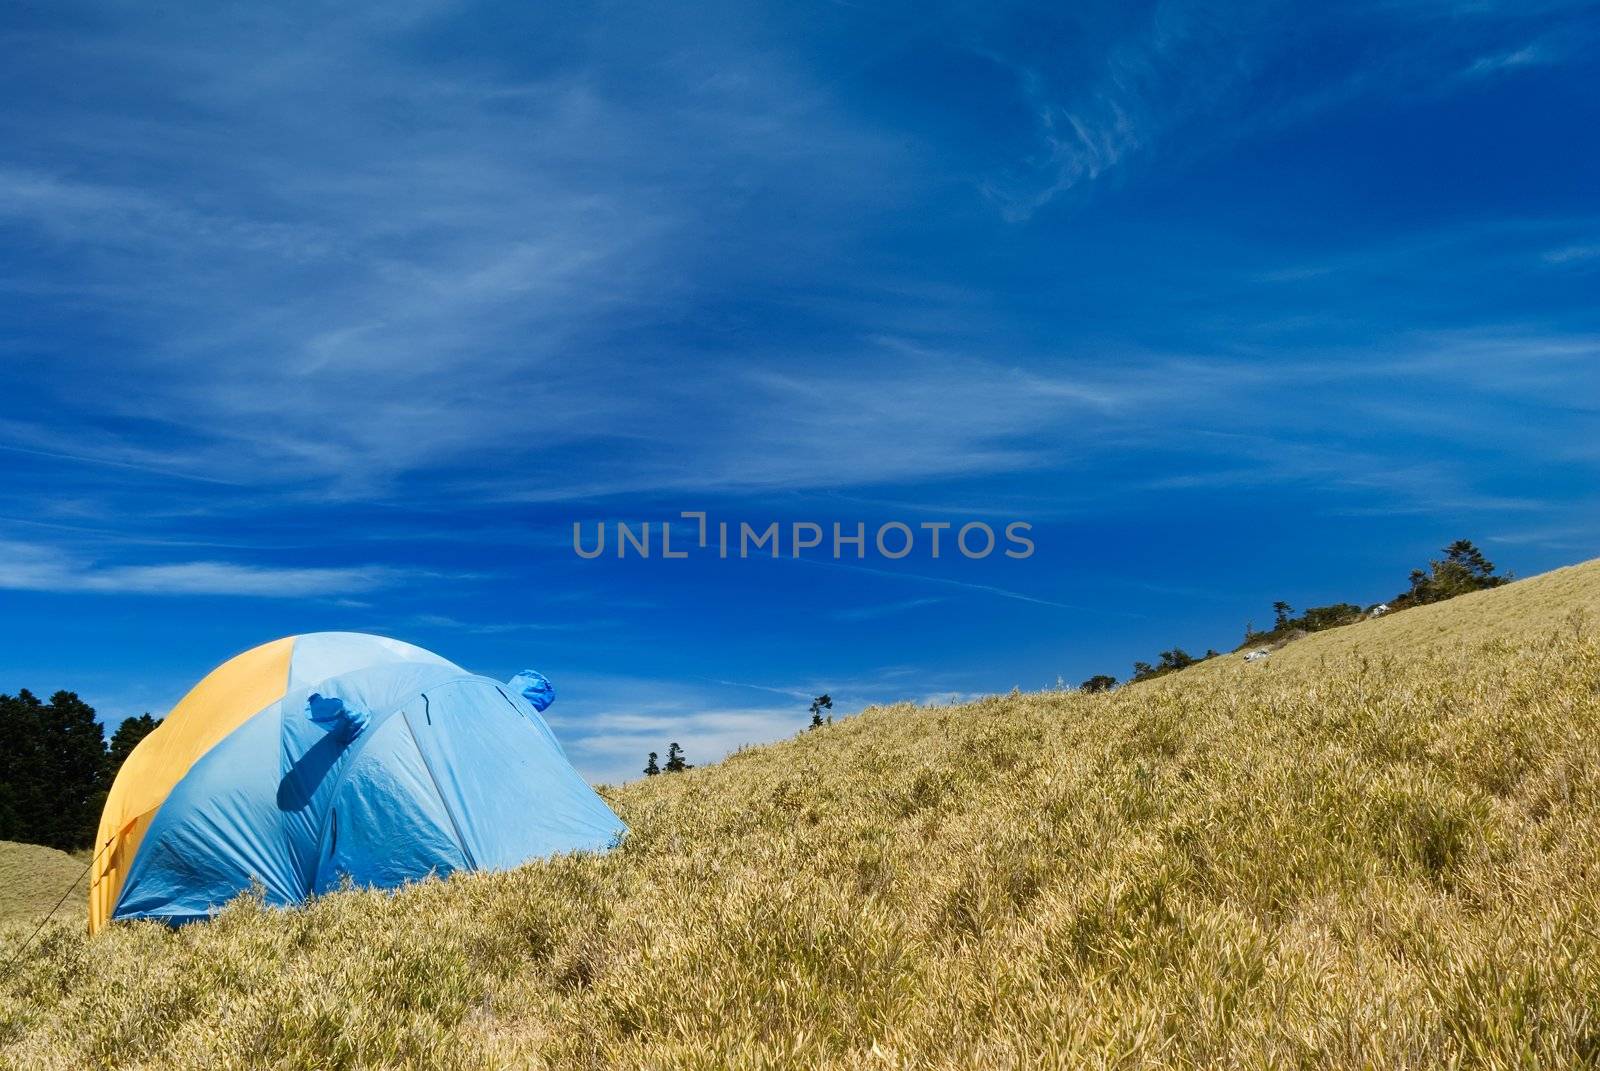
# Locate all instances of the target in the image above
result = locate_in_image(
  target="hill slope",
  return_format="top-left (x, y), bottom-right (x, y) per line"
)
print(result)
top-left (3, 560), bottom-right (1599, 1069)
top-left (0, 842), bottom-right (88, 927)
top-left (1220, 555), bottom-right (1600, 673)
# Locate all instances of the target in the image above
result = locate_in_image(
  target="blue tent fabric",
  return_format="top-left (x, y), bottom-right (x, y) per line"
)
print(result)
top-left (306, 693), bottom-right (369, 743)
top-left (509, 669), bottom-right (556, 712)
top-left (113, 655), bottom-right (623, 925)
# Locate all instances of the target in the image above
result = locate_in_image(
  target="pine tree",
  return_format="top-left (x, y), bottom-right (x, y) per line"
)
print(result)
top-left (1080, 674), bottom-right (1117, 693)
top-left (0, 689), bottom-right (107, 849)
top-left (664, 742), bottom-right (691, 773)
top-left (808, 693), bottom-right (832, 730)
top-left (0, 690), bottom-right (46, 844)
top-left (1158, 648), bottom-right (1195, 672)
top-left (108, 713), bottom-right (161, 773)
top-left (1399, 539), bottom-right (1508, 606)
top-left (38, 691), bottom-right (108, 850)
top-left (643, 751), bottom-right (660, 776)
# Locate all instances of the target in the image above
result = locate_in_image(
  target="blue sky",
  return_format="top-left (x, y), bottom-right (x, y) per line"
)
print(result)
top-left (1, 0), bottom-right (1597, 783)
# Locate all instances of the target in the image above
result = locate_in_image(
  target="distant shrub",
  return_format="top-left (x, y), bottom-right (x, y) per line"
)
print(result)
top-left (1393, 539), bottom-right (1509, 609)
top-left (1130, 647), bottom-right (1213, 683)
top-left (663, 742), bottom-right (692, 773)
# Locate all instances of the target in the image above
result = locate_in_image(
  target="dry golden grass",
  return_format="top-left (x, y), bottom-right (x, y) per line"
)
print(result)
top-left (3, 559), bottom-right (1599, 1069)
top-left (1214, 556), bottom-right (1600, 674)
top-left (0, 842), bottom-right (88, 927)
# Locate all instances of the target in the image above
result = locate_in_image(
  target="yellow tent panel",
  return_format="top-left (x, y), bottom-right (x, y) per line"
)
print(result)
top-left (88, 637), bottom-right (293, 934)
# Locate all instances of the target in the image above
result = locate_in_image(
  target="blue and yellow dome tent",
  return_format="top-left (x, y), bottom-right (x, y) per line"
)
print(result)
top-left (88, 633), bottom-right (623, 934)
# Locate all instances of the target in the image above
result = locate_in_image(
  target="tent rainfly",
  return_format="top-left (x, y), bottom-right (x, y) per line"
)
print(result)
top-left (89, 632), bottom-right (623, 934)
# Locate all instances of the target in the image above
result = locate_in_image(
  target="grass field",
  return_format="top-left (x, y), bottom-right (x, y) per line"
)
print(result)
top-left (2, 558), bottom-right (1598, 1069)
top-left (0, 842), bottom-right (88, 929)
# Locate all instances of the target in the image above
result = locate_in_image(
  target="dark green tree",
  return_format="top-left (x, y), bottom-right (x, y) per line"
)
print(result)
top-left (643, 751), bottom-right (660, 776)
top-left (664, 742), bottom-right (691, 773)
top-left (1399, 539), bottom-right (1508, 607)
top-left (0, 690), bottom-right (46, 844)
top-left (0, 689), bottom-right (107, 849)
top-left (1080, 674), bottom-right (1117, 693)
top-left (1298, 603), bottom-right (1364, 631)
top-left (1272, 601), bottom-right (1293, 629)
top-left (1132, 649), bottom-right (1198, 683)
top-left (39, 691), bottom-right (107, 850)
top-left (108, 713), bottom-right (161, 773)
top-left (1158, 648), bottom-right (1196, 672)
top-left (808, 693), bottom-right (833, 730)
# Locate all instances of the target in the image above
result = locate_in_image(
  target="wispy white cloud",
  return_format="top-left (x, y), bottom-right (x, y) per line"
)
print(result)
top-left (0, 540), bottom-right (404, 597)
top-left (563, 677), bottom-right (1005, 784)
top-left (787, 556), bottom-right (1109, 613)
top-left (704, 678), bottom-right (816, 701)
top-left (832, 596), bottom-right (949, 621)
top-left (392, 612), bottom-right (621, 635)
top-left (565, 703), bottom-right (801, 785)
top-left (1543, 243), bottom-right (1600, 265)
top-left (539, 669), bottom-right (817, 782)
top-left (1463, 43), bottom-right (1552, 78)
top-left (1485, 523), bottom-right (1600, 553)
top-left (972, 5), bottom-right (1308, 220)
top-left (0, 4), bottom-right (1594, 523)
top-left (0, 5), bottom-right (901, 504)
top-left (546, 660), bottom-right (991, 781)
top-left (0, 428), bottom-right (243, 488)
top-left (979, 62), bottom-right (1145, 222)
top-left (974, 3), bottom-right (1594, 220)
top-left (449, 345), bottom-right (1146, 500)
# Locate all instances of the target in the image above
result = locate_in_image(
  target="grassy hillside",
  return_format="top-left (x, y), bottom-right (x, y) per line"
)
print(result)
top-left (1221, 556), bottom-right (1600, 673)
top-left (0, 842), bottom-right (88, 928)
top-left (3, 560), bottom-right (1599, 1069)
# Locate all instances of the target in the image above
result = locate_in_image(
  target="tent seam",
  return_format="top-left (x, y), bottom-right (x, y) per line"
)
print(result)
top-left (300, 672), bottom-right (490, 887)
top-left (401, 694), bottom-right (478, 870)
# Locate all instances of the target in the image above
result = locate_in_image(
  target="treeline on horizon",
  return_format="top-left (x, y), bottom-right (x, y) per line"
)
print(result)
top-left (1077, 540), bottom-right (1510, 692)
top-left (0, 697), bottom-right (160, 853)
